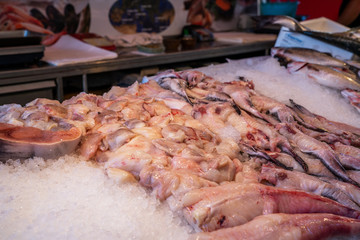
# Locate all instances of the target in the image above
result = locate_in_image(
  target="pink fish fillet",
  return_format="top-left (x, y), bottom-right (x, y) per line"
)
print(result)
top-left (191, 213), bottom-right (360, 240)
top-left (182, 182), bottom-right (360, 232)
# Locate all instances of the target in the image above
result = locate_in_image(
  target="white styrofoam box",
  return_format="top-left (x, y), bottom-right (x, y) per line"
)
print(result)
top-left (275, 17), bottom-right (354, 60)
top-left (301, 17), bottom-right (349, 33)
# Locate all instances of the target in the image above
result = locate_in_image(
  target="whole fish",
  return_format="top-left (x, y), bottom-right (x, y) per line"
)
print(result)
top-left (259, 164), bottom-right (360, 210)
top-left (301, 30), bottom-right (360, 56)
top-left (278, 123), bottom-right (359, 187)
top-left (191, 213), bottom-right (360, 240)
top-left (157, 77), bottom-right (193, 104)
top-left (271, 47), bottom-right (348, 68)
top-left (252, 15), bottom-right (309, 32)
top-left (287, 62), bottom-right (360, 91)
top-left (182, 182), bottom-right (360, 232)
top-left (252, 15), bottom-right (360, 56)
top-left (341, 88), bottom-right (360, 113)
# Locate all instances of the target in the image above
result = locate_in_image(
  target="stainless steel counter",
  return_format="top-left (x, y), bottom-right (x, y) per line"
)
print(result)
top-left (0, 39), bottom-right (275, 103)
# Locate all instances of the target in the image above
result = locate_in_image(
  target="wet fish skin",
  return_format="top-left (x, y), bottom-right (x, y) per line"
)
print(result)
top-left (190, 213), bottom-right (360, 240)
top-left (271, 47), bottom-right (348, 68)
top-left (182, 182), bottom-right (360, 232)
top-left (252, 15), bottom-right (360, 56)
top-left (157, 77), bottom-right (193, 104)
top-left (277, 123), bottom-right (359, 187)
top-left (252, 15), bottom-right (309, 31)
top-left (301, 30), bottom-right (360, 56)
top-left (290, 99), bottom-right (360, 140)
top-left (287, 62), bottom-right (360, 91)
top-left (239, 142), bottom-right (293, 170)
top-left (259, 164), bottom-right (360, 210)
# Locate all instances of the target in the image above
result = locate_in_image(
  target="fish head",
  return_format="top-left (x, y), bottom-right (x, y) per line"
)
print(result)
top-left (286, 61), bottom-right (308, 73)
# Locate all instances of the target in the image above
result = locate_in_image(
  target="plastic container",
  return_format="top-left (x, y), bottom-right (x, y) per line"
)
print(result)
top-left (261, 1), bottom-right (298, 17)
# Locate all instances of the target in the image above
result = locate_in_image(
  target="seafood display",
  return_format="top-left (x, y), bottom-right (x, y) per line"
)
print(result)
top-left (1, 59), bottom-right (360, 239)
top-left (271, 46), bottom-right (360, 113)
top-left (0, 2), bottom-right (90, 44)
top-left (253, 15), bottom-right (360, 56)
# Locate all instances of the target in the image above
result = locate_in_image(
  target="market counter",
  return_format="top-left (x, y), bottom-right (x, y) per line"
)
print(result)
top-left (0, 38), bottom-right (275, 104)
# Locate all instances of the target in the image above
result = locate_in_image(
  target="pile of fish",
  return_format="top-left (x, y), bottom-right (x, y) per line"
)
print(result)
top-left (270, 46), bottom-right (360, 113)
top-left (1, 68), bottom-right (360, 239)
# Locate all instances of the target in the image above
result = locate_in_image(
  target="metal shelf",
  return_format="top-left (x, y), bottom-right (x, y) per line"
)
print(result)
top-left (0, 40), bottom-right (275, 101)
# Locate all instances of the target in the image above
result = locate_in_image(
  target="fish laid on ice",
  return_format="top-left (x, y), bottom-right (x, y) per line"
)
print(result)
top-left (259, 164), bottom-right (360, 210)
top-left (287, 62), bottom-right (360, 91)
top-left (182, 182), bottom-right (360, 232)
top-left (191, 213), bottom-right (360, 240)
top-left (278, 123), bottom-right (359, 187)
top-left (301, 30), bottom-right (360, 56)
top-left (290, 99), bottom-right (360, 146)
top-left (252, 15), bottom-right (309, 32)
top-left (253, 15), bottom-right (360, 56)
top-left (0, 122), bottom-right (81, 161)
top-left (271, 47), bottom-right (348, 68)
top-left (341, 88), bottom-right (360, 113)
top-left (156, 77), bottom-right (193, 104)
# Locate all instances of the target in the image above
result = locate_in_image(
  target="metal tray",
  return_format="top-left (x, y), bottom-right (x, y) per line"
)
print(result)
top-left (0, 45), bottom-right (44, 66)
top-left (0, 30), bottom-right (42, 47)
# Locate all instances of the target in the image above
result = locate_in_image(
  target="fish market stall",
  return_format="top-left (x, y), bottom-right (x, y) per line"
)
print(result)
top-left (1, 52), bottom-right (360, 239)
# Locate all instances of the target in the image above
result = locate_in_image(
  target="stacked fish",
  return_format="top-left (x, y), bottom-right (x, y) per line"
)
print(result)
top-left (271, 47), bottom-right (360, 113)
top-left (1, 69), bottom-right (360, 239)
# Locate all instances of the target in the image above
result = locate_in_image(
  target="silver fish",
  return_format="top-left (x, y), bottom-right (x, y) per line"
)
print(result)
top-left (252, 15), bottom-right (309, 32)
top-left (252, 15), bottom-right (360, 56)
top-left (287, 62), bottom-right (360, 91)
top-left (271, 47), bottom-right (348, 68)
top-left (157, 77), bottom-right (193, 104)
top-left (301, 30), bottom-right (360, 56)
top-left (341, 88), bottom-right (360, 113)
top-left (259, 164), bottom-right (360, 210)
top-left (278, 123), bottom-right (359, 187)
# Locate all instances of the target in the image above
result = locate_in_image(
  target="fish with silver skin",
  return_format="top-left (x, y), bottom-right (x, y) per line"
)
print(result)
top-left (341, 88), bottom-right (360, 113)
top-left (277, 123), bottom-right (359, 187)
top-left (253, 15), bottom-right (360, 56)
top-left (259, 164), bottom-right (360, 210)
top-left (252, 15), bottom-right (309, 32)
top-left (271, 47), bottom-right (348, 68)
top-left (287, 61), bottom-right (360, 91)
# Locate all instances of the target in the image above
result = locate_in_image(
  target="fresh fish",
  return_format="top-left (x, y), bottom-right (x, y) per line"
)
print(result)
top-left (103, 128), bottom-right (136, 151)
top-left (339, 26), bottom-right (360, 40)
top-left (293, 148), bottom-right (335, 178)
top-left (266, 152), bottom-right (305, 172)
top-left (239, 111), bottom-right (308, 171)
top-left (290, 99), bottom-right (360, 145)
top-left (190, 213), bottom-right (360, 240)
top-left (220, 81), bottom-right (279, 124)
top-left (178, 70), bottom-right (210, 88)
top-left (271, 47), bottom-right (348, 68)
top-left (287, 62), bottom-right (360, 91)
top-left (333, 142), bottom-right (360, 170)
top-left (157, 77), bottom-right (193, 104)
top-left (0, 122), bottom-right (81, 161)
top-left (252, 15), bottom-right (309, 32)
top-left (259, 164), bottom-right (360, 210)
top-left (321, 177), bottom-right (360, 207)
top-left (301, 30), bottom-right (360, 56)
top-left (139, 165), bottom-right (218, 202)
top-left (278, 123), bottom-right (359, 187)
top-left (239, 142), bottom-right (292, 170)
top-left (341, 88), bottom-right (360, 113)
top-left (150, 69), bottom-right (180, 82)
top-left (182, 182), bottom-right (360, 232)
top-left (252, 15), bottom-right (360, 56)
